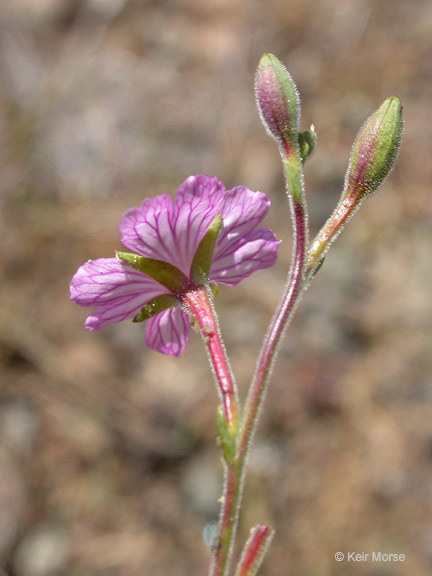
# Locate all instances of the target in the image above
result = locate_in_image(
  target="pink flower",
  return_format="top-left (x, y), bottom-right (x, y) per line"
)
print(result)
top-left (70, 175), bottom-right (279, 356)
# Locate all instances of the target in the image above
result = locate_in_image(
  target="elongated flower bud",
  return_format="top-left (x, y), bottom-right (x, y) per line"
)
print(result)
top-left (307, 96), bottom-right (403, 277)
top-left (345, 96), bottom-right (403, 197)
top-left (255, 53), bottom-right (300, 156)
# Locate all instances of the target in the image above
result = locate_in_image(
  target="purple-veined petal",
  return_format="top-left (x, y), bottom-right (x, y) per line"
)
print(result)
top-left (70, 258), bottom-right (171, 329)
top-left (119, 194), bottom-right (177, 263)
top-left (209, 228), bottom-right (279, 285)
top-left (145, 308), bottom-right (190, 357)
top-left (119, 176), bottom-right (225, 277)
top-left (215, 186), bottom-right (271, 257)
top-left (170, 175), bottom-right (225, 274)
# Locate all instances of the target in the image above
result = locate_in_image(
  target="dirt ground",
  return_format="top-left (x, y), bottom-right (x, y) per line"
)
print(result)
top-left (1, 1), bottom-right (431, 575)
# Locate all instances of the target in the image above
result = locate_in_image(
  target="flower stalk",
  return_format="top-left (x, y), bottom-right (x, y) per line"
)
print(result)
top-left (238, 190), bottom-right (307, 460)
top-left (182, 286), bottom-right (238, 432)
top-left (209, 159), bottom-right (307, 576)
top-left (238, 51), bottom-right (308, 476)
top-left (208, 54), bottom-right (309, 576)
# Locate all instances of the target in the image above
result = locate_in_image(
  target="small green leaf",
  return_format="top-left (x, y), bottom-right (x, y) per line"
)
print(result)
top-left (116, 251), bottom-right (188, 292)
top-left (298, 127), bottom-right (316, 164)
top-left (216, 404), bottom-right (236, 465)
top-left (190, 214), bottom-right (222, 285)
top-left (133, 294), bottom-right (178, 323)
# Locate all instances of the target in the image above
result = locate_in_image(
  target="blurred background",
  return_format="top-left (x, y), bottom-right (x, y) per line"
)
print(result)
top-left (1, 0), bottom-right (431, 574)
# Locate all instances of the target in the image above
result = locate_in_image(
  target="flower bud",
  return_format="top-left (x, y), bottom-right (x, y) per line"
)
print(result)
top-left (255, 53), bottom-right (300, 155)
top-left (307, 96), bottom-right (403, 278)
top-left (344, 96), bottom-right (403, 198)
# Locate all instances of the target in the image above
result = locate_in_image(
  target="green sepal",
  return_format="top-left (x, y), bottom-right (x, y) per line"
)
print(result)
top-left (298, 127), bottom-right (316, 164)
top-left (306, 254), bottom-right (325, 283)
top-left (216, 404), bottom-right (236, 465)
top-left (133, 294), bottom-right (178, 323)
top-left (190, 214), bottom-right (222, 285)
top-left (116, 251), bottom-right (188, 292)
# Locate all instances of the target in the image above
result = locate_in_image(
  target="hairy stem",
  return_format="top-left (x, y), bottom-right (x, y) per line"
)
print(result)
top-left (234, 524), bottom-right (275, 576)
top-left (238, 152), bottom-right (308, 463)
top-left (238, 196), bottom-right (307, 460)
top-left (182, 286), bottom-right (238, 431)
top-left (209, 151), bottom-right (308, 576)
top-left (209, 461), bottom-right (240, 576)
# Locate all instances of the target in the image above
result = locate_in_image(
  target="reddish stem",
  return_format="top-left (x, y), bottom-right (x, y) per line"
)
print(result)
top-left (307, 184), bottom-right (361, 275)
top-left (237, 198), bottom-right (307, 460)
top-left (235, 524), bottom-right (274, 576)
top-left (183, 286), bottom-right (240, 576)
top-left (208, 156), bottom-right (307, 576)
top-left (182, 286), bottom-right (238, 431)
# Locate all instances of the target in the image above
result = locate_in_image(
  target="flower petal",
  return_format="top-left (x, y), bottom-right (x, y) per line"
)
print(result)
top-left (209, 185), bottom-right (279, 285)
top-left (119, 176), bottom-right (225, 277)
top-left (216, 186), bottom-right (271, 256)
top-left (70, 258), bottom-right (170, 329)
top-left (145, 308), bottom-right (190, 356)
top-left (171, 175), bottom-right (225, 274)
top-left (119, 194), bottom-right (177, 263)
top-left (209, 228), bottom-right (279, 285)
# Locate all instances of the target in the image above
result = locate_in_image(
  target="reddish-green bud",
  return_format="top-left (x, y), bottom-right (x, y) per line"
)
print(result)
top-left (344, 96), bottom-right (403, 198)
top-left (255, 53), bottom-right (300, 156)
top-left (307, 96), bottom-right (403, 278)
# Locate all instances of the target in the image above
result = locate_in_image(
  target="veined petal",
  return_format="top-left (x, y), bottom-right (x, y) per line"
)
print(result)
top-left (84, 296), bottom-right (151, 330)
top-left (170, 175), bottom-right (224, 274)
top-left (119, 176), bottom-right (225, 277)
top-left (216, 186), bottom-right (271, 256)
top-left (119, 194), bottom-right (177, 263)
top-left (70, 258), bottom-right (171, 329)
top-left (145, 308), bottom-right (190, 357)
top-left (209, 228), bottom-right (279, 285)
